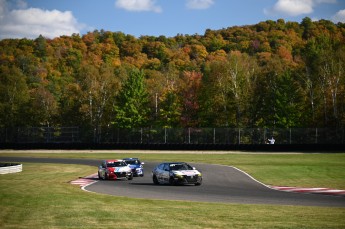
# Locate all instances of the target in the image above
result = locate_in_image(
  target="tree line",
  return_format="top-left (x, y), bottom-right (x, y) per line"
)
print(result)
top-left (0, 17), bottom-right (344, 134)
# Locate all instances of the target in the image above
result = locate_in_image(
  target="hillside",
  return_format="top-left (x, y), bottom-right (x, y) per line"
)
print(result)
top-left (0, 17), bottom-right (344, 130)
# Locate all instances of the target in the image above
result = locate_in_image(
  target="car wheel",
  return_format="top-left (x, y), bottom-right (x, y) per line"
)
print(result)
top-left (153, 175), bottom-right (159, 185)
top-left (98, 172), bottom-right (101, 180)
top-left (195, 178), bottom-right (202, 186)
top-left (128, 174), bottom-right (133, 180)
top-left (169, 177), bottom-right (175, 186)
top-left (104, 173), bottom-right (108, 180)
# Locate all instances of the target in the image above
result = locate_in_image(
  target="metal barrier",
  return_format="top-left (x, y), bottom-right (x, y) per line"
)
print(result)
top-left (0, 127), bottom-right (344, 144)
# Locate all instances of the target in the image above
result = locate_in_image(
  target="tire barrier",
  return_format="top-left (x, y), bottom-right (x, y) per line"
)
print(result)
top-left (0, 163), bottom-right (22, 174)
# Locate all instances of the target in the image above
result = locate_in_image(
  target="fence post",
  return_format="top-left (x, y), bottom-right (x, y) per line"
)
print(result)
top-left (315, 128), bottom-right (318, 144)
top-left (213, 128), bottom-right (216, 144)
top-left (188, 128), bottom-right (191, 144)
top-left (238, 128), bottom-right (241, 144)
top-left (164, 128), bottom-right (167, 144)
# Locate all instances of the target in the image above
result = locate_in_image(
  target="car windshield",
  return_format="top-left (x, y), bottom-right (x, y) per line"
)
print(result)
top-left (107, 161), bottom-right (126, 167)
top-left (169, 163), bottom-right (193, 171)
top-left (125, 160), bottom-right (140, 165)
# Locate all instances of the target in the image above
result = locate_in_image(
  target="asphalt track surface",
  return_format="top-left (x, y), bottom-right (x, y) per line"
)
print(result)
top-left (1, 156), bottom-right (345, 207)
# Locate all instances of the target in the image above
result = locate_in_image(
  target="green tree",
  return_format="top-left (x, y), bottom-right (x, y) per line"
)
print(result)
top-left (75, 63), bottom-right (120, 141)
top-left (252, 56), bottom-right (284, 128)
top-left (59, 82), bottom-right (83, 127)
top-left (158, 89), bottom-right (182, 128)
top-left (113, 69), bottom-right (150, 128)
top-left (202, 52), bottom-right (257, 127)
top-left (34, 35), bottom-right (47, 61)
top-left (152, 63), bottom-right (181, 127)
top-left (301, 17), bottom-right (315, 40)
top-left (273, 70), bottom-right (303, 127)
top-left (301, 34), bottom-right (345, 127)
top-left (0, 66), bottom-right (30, 127)
top-left (30, 86), bottom-right (58, 126)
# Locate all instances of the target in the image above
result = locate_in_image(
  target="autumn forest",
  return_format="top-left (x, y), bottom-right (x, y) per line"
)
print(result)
top-left (0, 18), bottom-right (344, 134)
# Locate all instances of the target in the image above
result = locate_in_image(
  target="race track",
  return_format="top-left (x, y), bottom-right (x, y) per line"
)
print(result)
top-left (1, 157), bottom-right (344, 207)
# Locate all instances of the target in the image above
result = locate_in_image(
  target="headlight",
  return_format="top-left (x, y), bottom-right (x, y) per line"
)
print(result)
top-left (174, 174), bottom-right (183, 178)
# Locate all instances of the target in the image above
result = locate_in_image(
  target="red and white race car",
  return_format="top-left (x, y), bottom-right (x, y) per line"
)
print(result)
top-left (98, 160), bottom-right (133, 180)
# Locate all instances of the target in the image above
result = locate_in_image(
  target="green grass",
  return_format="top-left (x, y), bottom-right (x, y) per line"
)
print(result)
top-left (0, 163), bottom-right (344, 229)
top-left (0, 152), bottom-right (345, 228)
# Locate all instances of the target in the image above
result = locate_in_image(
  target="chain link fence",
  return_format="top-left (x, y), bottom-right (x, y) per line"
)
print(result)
top-left (0, 127), bottom-right (344, 144)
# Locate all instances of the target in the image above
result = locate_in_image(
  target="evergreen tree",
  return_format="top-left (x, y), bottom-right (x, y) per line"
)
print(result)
top-left (113, 69), bottom-right (150, 128)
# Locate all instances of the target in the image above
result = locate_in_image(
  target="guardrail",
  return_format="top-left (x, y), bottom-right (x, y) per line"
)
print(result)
top-left (0, 163), bottom-right (22, 174)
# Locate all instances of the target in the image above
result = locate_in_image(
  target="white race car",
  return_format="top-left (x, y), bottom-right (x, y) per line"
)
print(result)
top-left (152, 162), bottom-right (202, 186)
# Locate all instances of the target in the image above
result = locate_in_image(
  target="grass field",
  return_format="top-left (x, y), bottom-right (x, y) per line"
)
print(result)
top-left (0, 151), bottom-right (345, 228)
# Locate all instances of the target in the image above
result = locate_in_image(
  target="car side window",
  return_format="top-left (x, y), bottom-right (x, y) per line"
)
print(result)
top-left (163, 164), bottom-right (170, 171)
top-left (158, 163), bottom-right (164, 170)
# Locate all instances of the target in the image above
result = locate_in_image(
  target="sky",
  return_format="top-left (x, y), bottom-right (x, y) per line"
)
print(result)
top-left (0, 0), bottom-right (345, 40)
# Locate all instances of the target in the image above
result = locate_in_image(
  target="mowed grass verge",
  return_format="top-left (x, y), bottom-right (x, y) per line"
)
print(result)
top-left (0, 152), bottom-right (345, 228)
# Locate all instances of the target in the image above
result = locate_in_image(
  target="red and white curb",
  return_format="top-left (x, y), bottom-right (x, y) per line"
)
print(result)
top-left (269, 186), bottom-right (345, 197)
top-left (231, 166), bottom-right (345, 198)
top-left (70, 173), bottom-right (98, 188)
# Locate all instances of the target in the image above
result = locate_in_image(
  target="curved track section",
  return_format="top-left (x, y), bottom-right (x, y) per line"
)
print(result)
top-left (1, 157), bottom-right (344, 207)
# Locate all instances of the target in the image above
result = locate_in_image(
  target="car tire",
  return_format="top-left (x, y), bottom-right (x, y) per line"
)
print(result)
top-left (169, 177), bottom-right (175, 186)
top-left (153, 175), bottom-right (159, 185)
top-left (195, 178), bottom-right (202, 186)
top-left (104, 173), bottom-right (108, 180)
top-left (98, 172), bottom-right (102, 180)
top-left (128, 174), bottom-right (133, 180)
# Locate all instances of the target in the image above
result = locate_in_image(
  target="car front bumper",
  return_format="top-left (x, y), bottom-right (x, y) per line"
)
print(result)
top-left (109, 171), bottom-right (132, 179)
top-left (131, 168), bottom-right (144, 176)
top-left (173, 175), bottom-right (202, 184)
